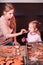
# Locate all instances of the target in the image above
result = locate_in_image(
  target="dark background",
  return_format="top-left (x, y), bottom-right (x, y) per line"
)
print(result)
top-left (0, 3), bottom-right (43, 45)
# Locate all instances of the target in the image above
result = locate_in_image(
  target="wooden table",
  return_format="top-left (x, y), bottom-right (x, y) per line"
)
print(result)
top-left (0, 46), bottom-right (26, 57)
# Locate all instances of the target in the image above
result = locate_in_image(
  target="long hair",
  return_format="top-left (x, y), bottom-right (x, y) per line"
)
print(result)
top-left (10, 16), bottom-right (16, 32)
top-left (3, 3), bottom-right (16, 31)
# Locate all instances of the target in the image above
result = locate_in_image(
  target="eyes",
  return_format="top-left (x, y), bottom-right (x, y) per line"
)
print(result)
top-left (28, 27), bottom-right (34, 30)
top-left (7, 9), bottom-right (14, 16)
top-left (9, 13), bottom-right (13, 15)
top-left (9, 13), bottom-right (12, 14)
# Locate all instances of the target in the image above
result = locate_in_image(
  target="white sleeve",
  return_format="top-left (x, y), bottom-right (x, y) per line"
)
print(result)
top-left (26, 33), bottom-right (29, 42)
top-left (37, 35), bottom-right (42, 41)
top-left (37, 34), bottom-right (43, 45)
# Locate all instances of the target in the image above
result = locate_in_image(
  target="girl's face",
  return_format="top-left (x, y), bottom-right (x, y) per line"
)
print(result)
top-left (4, 9), bottom-right (14, 19)
top-left (28, 23), bottom-right (35, 33)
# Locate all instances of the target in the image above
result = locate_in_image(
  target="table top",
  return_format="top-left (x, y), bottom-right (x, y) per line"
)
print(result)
top-left (0, 46), bottom-right (26, 57)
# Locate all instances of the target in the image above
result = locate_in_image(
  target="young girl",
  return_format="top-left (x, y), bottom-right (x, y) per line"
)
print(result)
top-left (0, 3), bottom-right (27, 45)
top-left (22, 20), bottom-right (42, 44)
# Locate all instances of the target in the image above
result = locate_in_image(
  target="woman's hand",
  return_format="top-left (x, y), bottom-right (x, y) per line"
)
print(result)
top-left (13, 41), bottom-right (20, 45)
top-left (20, 29), bottom-right (28, 34)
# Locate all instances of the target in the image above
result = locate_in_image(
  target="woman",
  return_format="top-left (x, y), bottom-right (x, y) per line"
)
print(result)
top-left (0, 3), bottom-right (27, 45)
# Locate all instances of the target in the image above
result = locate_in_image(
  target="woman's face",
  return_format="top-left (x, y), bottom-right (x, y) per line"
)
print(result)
top-left (4, 9), bottom-right (14, 19)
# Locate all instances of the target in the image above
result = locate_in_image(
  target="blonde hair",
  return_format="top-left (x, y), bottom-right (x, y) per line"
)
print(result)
top-left (10, 16), bottom-right (16, 32)
top-left (4, 3), bottom-right (14, 12)
top-left (3, 3), bottom-right (16, 32)
top-left (29, 20), bottom-right (41, 35)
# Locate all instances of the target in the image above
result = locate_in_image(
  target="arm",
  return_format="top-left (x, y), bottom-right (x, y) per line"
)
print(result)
top-left (37, 34), bottom-right (42, 42)
top-left (12, 28), bottom-right (28, 45)
top-left (37, 34), bottom-right (42, 45)
top-left (10, 17), bottom-right (20, 45)
top-left (7, 32), bottom-right (22, 38)
top-left (13, 32), bottom-right (20, 45)
top-left (0, 18), bottom-right (27, 39)
top-left (0, 20), bottom-right (22, 39)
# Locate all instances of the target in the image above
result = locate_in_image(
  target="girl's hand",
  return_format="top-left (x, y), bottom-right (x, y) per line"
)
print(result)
top-left (22, 37), bottom-right (26, 42)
